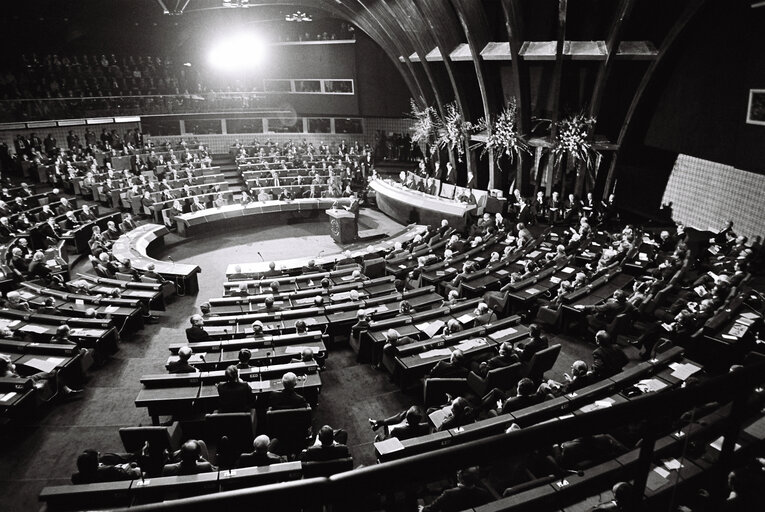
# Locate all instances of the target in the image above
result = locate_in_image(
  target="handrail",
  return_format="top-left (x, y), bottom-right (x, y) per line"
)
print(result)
top-left (109, 360), bottom-right (765, 511)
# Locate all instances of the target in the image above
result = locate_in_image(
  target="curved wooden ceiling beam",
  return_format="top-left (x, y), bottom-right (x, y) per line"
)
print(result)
top-left (377, 0), bottom-right (446, 113)
top-left (500, 0), bottom-right (530, 134)
top-left (413, 0), bottom-right (469, 119)
top-left (449, 0), bottom-right (495, 121)
top-left (353, 0), bottom-right (434, 108)
top-left (587, 0), bottom-right (637, 119)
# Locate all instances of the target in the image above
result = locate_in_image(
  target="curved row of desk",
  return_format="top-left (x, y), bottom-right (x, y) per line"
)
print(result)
top-left (174, 198), bottom-right (353, 238)
top-left (369, 178), bottom-right (477, 230)
top-left (111, 224), bottom-right (201, 295)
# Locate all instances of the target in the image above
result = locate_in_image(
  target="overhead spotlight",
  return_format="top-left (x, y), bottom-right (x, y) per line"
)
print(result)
top-left (285, 11), bottom-right (312, 22)
top-left (208, 32), bottom-right (267, 72)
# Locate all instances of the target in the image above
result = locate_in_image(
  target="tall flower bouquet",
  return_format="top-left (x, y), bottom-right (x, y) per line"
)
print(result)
top-left (551, 113), bottom-right (599, 170)
top-left (474, 98), bottom-right (530, 170)
top-left (434, 102), bottom-right (475, 161)
top-left (409, 99), bottom-right (437, 152)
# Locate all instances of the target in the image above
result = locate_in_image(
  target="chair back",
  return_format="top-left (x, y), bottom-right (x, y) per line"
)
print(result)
top-left (524, 344), bottom-right (562, 381)
top-left (486, 362), bottom-right (522, 391)
top-left (265, 407), bottom-right (312, 456)
top-left (204, 412), bottom-right (254, 455)
top-left (423, 377), bottom-right (469, 408)
top-left (301, 457), bottom-right (353, 478)
top-left (606, 313), bottom-right (632, 338)
top-left (119, 423), bottom-right (182, 453)
top-left (363, 258), bottom-right (385, 279)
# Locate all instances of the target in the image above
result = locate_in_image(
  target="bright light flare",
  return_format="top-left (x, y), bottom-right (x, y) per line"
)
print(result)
top-left (208, 33), bottom-right (267, 71)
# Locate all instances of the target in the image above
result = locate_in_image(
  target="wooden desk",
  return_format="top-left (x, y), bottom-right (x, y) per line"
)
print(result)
top-left (112, 224), bottom-right (201, 294)
top-left (370, 179), bottom-right (477, 230)
top-left (175, 198), bottom-right (352, 238)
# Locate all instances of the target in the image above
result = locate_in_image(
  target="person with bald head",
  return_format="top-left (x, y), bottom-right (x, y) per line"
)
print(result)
top-left (237, 434), bottom-right (285, 468)
top-left (162, 440), bottom-right (216, 476)
top-left (168, 346), bottom-right (199, 374)
top-left (185, 314), bottom-right (209, 342)
top-left (476, 341), bottom-right (519, 377)
top-left (269, 371), bottom-right (308, 410)
top-left (289, 347), bottom-right (315, 365)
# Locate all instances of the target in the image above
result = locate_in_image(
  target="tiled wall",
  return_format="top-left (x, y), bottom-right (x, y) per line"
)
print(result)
top-left (662, 154), bottom-right (765, 239)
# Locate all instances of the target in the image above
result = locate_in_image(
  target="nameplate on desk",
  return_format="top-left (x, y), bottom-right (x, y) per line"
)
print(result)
top-left (525, 287), bottom-right (541, 295)
top-left (249, 381), bottom-right (271, 390)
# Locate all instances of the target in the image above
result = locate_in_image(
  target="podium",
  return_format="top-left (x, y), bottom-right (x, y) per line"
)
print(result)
top-left (325, 208), bottom-right (357, 244)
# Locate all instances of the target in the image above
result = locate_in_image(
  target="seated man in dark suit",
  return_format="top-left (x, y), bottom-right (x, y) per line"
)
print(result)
top-left (40, 217), bottom-right (63, 246)
top-left (578, 289), bottom-right (628, 332)
top-left (269, 372), bottom-right (308, 410)
top-left (237, 434), bottom-right (285, 468)
top-left (370, 405), bottom-right (430, 441)
top-left (481, 378), bottom-right (544, 417)
top-left (421, 466), bottom-right (491, 512)
top-left (167, 346), bottom-right (200, 374)
top-left (71, 449), bottom-right (141, 484)
top-left (185, 314), bottom-right (210, 342)
top-left (429, 349), bottom-right (470, 378)
top-left (591, 331), bottom-right (628, 379)
top-left (300, 425), bottom-right (350, 462)
top-left (515, 324), bottom-right (549, 363)
top-left (162, 440), bottom-right (216, 476)
top-left (217, 365), bottom-right (251, 413)
top-left (476, 342), bottom-right (518, 377)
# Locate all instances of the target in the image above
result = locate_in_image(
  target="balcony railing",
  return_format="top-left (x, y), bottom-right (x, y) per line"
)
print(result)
top-left (0, 92), bottom-right (297, 123)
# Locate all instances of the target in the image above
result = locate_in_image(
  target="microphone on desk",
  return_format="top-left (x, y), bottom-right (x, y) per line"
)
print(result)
top-left (168, 256), bottom-right (175, 265)
top-left (257, 251), bottom-right (264, 262)
top-left (317, 250), bottom-right (324, 259)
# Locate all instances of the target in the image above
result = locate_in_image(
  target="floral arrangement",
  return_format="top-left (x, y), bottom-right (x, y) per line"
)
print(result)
top-left (474, 98), bottom-right (530, 168)
top-left (409, 100), bottom-right (477, 160)
top-left (409, 99), bottom-right (437, 150)
top-left (434, 102), bottom-right (475, 160)
top-left (551, 113), bottom-right (599, 170)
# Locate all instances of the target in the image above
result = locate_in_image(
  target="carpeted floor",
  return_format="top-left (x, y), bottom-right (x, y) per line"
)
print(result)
top-left (0, 208), bottom-right (641, 511)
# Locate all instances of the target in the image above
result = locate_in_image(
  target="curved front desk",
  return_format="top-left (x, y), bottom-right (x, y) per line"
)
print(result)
top-left (369, 179), bottom-right (476, 230)
top-left (175, 198), bottom-right (353, 238)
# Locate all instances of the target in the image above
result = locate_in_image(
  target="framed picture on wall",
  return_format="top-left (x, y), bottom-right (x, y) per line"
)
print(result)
top-left (746, 89), bottom-right (765, 125)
